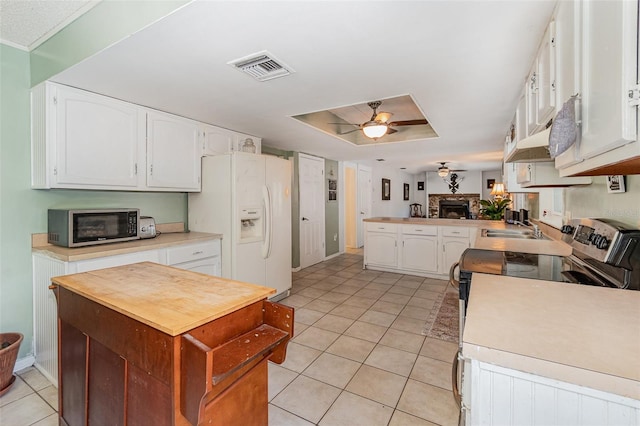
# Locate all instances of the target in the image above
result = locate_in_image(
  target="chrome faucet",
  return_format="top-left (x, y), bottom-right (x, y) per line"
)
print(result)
top-left (513, 220), bottom-right (527, 227)
top-left (533, 224), bottom-right (542, 239)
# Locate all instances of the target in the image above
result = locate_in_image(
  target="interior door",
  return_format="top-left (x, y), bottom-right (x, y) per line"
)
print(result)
top-left (356, 165), bottom-right (372, 248)
top-left (299, 153), bottom-right (325, 269)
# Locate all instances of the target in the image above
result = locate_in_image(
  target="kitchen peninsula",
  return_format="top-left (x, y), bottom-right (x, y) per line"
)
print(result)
top-left (50, 262), bottom-right (293, 426)
top-left (363, 217), bottom-right (571, 278)
top-left (462, 273), bottom-right (640, 422)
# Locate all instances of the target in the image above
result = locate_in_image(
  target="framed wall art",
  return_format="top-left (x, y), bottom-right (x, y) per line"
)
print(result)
top-left (417, 181), bottom-right (424, 191)
top-left (382, 178), bottom-right (391, 200)
top-left (328, 179), bottom-right (337, 202)
top-left (487, 178), bottom-right (495, 189)
top-left (606, 175), bottom-right (626, 193)
top-left (404, 183), bottom-right (410, 201)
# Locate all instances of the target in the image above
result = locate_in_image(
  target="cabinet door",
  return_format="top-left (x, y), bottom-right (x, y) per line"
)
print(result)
top-left (579, 0), bottom-right (638, 159)
top-left (516, 163), bottom-right (532, 185)
top-left (202, 125), bottom-right (236, 156)
top-left (366, 233), bottom-right (397, 268)
top-left (400, 235), bottom-right (438, 273)
top-left (147, 111), bottom-right (202, 191)
top-left (442, 237), bottom-right (469, 275)
top-left (54, 85), bottom-right (144, 189)
top-left (536, 21), bottom-right (556, 126)
top-left (526, 73), bottom-right (538, 135)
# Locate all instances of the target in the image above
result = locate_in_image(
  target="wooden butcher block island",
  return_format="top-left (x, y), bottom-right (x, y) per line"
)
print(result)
top-left (50, 262), bottom-right (294, 426)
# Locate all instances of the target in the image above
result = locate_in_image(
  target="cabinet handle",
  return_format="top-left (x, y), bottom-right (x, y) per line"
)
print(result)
top-left (192, 250), bottom-right (204, 255)
top-left (451, 231), bottom-right (460, 234)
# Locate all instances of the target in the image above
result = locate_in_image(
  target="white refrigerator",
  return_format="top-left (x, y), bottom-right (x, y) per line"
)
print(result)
top-left (188, 152), bottom-right (292, 300)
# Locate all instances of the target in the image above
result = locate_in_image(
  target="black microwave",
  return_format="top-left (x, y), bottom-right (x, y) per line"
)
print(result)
top-left (48, 209), bottom-right (140, 248)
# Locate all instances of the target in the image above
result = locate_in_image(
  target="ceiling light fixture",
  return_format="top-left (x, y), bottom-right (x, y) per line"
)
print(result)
top-left (362, 121), bottom-right (388, 139)
top-left (437, 162), bottom-right (450, 177)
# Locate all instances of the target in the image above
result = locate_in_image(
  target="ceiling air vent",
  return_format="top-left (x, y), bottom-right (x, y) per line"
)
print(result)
top-left (228, 51), bottom-right (294, 82)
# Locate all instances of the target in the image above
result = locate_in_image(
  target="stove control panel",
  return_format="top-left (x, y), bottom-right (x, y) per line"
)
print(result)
top-left (563, 218), bottom-right (640, 268)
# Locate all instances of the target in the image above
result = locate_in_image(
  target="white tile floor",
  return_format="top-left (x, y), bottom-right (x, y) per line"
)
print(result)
top-left (0, 251), bottom-right (460, 425)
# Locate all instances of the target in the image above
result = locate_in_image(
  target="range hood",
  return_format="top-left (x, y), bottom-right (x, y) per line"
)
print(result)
top-left (505, 128), bottom-right (552, 163)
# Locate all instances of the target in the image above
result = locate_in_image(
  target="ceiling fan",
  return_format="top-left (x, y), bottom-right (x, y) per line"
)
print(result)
top-left (437, 162), bottom-right (467, 177)
top-left (333, 101), bottom-right (428, 140)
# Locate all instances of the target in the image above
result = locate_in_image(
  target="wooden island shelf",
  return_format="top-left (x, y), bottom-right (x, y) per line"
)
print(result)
top-left (50, 262), bottom-right (293, 426)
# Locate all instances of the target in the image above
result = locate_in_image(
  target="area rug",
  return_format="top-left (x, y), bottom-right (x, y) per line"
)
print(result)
top-left (422, 287), bottom-right (459, 343)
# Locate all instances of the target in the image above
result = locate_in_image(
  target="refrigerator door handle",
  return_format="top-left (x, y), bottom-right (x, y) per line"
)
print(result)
top-left (261, 185), bottom-right (273, 259)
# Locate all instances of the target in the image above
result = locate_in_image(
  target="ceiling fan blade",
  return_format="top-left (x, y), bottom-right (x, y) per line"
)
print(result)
top-left (337, 128), bottom-right (361, 135)
top-left (328, 122), bottom-right (360, 126)
top-left (388, 119), bottom-right (428, 127)
top-left (386, 127), bottom-right (398, 135)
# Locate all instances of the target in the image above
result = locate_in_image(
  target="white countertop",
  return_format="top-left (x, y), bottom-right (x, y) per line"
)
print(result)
top-left (32, 231), bottom-right (222, 262)
top-left (364, 217), bottom-right (572, 256)
top-left (463, 273), bottom-right (640, 399)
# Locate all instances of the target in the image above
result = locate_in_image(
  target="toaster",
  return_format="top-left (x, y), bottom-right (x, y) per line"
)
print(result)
top-left (139, 216), bottom-right (157, 239)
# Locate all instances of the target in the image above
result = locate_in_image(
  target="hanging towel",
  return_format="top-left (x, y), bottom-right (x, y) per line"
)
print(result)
top-left (548, 96), bottom-right (578, 158)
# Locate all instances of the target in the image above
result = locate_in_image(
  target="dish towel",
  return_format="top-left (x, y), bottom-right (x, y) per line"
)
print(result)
top-left (548, 96), bottom-right (578, 158)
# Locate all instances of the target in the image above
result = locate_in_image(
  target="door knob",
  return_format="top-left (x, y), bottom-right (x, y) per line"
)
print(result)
top-left (360, 212), bottom-right (365, 215)
top-left (302, 217), bottom-right (309, 221)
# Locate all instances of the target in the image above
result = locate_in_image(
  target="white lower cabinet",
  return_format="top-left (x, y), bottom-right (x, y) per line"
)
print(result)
top-left (364, 223), bottom-right (472, 277)
top-left (400, 225), bottom-right (439, 273)
top-left (439, 226), bottom-right (471, 275)
top-left (32, 239), bottom-right (221, 387)
top-left (166, 240), bottom-right (221, 276)
top-left (462, 359), bottom-right (640, 425)
top-left (365, 223), bottom-right (398, 268)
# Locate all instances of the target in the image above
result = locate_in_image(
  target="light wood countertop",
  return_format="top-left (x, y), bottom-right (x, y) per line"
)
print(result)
top-left (463, 274), bottom-right (640, 399)
top-left (32, 231), bottom-right (222, 262)
top-left (51, 262), bottom-right (275, 336)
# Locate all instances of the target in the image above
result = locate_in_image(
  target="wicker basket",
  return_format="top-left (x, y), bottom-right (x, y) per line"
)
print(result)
top-left (0, 333), bottom-right (23, 392)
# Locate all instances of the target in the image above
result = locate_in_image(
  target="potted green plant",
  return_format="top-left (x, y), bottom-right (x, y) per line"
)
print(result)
top-left (479, 198), bottom-right (511, 220)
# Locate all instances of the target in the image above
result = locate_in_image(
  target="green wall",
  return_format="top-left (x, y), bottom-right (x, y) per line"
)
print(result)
top-left (325, 159), bottom-right (340, 256)
top-left (1, 45), bottom-right (187, 359)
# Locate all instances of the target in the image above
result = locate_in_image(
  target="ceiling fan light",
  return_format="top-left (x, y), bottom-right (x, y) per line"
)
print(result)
top-left (438, 167), bottom-right (450, 177)
top-left (362, 121), bottom-right (388, 139)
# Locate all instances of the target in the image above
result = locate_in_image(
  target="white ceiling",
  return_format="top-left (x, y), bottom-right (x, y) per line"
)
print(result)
top-left (0, 0), bottom-right (98, 50)
top-left (5, 0), bottom-right (557, 174)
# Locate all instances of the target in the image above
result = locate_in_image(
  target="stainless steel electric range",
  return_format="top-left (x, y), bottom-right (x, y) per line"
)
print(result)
top-left (457, 218), bottom-right (640, 322)
top-left (450, 218), bottom-right (640, 408)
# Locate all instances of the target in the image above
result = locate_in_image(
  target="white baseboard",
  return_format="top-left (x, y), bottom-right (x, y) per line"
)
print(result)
top-left (324, 252), bottom-right (343, 261)
top-left (14, 355), bottom-right (35, 373)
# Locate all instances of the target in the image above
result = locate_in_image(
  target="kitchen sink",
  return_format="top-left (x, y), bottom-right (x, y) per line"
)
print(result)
top-left (481, 228), bottom-right (544, 239)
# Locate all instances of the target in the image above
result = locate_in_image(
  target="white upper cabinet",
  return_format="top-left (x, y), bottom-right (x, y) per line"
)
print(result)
top-left (516, 162), bottom-right (591, 187)
top-left (579, 0), bottom-right (637, 159)
top-left (536, 22), bottom-right (557, 126)
top-left (31, 82), bottom-right (145, 190)
top-left (202, 126), bottom-right (262, 156)
top-left (146, 111), bottom-right (201, 191)
top-left (32, 82), bottom-right (265, 192)
top-left (525, 21), bottom-right (557, 135)
top-left (202, 125), bottom-right (237, 156)
top-left (557, 0), bottom-right (639, 176)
